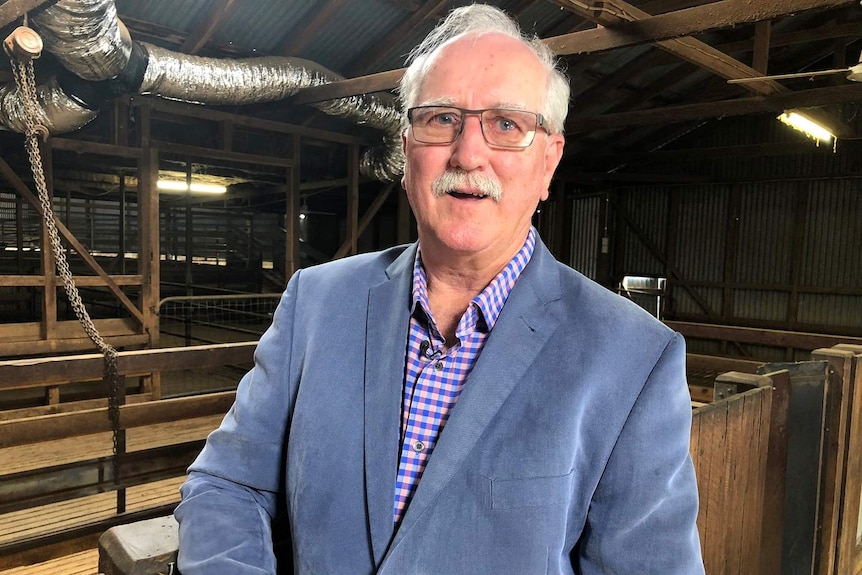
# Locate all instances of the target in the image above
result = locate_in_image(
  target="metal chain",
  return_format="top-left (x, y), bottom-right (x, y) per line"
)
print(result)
top-left (9, 50), bottom-right (123, 484)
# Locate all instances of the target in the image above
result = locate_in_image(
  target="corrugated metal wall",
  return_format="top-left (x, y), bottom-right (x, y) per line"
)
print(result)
top-left (567, 115), bottom-right (862, 353)
top-left (568, 194), bottom-right (602, 280)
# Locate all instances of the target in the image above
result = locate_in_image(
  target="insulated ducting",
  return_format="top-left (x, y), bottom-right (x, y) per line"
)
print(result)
top-left (0, 76), bottom-right (98, 134)
top-left (30, 0), bottom-right (132, 81)
top-left (1, 0), bottom-right (405, 181)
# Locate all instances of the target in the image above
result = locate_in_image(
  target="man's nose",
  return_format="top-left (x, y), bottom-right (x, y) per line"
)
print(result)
top-left (449, 115), bottom-right (489, 170)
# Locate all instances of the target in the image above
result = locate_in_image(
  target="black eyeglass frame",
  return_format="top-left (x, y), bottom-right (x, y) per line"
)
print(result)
top-left (406, 106), bottom-right (549, 149)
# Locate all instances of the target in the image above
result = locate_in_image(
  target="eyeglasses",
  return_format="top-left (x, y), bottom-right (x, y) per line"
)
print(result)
top-left (407, 106), bottom-right (548, 149)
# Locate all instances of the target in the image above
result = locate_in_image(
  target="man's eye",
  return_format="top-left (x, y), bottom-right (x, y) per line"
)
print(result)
top-left (431, 112), bottom-right (458, 126)
top-left (491, 116), bottom-right (520, 132)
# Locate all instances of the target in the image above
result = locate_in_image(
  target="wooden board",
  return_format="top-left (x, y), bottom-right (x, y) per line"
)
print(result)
top-left (0, 549), bottom-right (98, 575)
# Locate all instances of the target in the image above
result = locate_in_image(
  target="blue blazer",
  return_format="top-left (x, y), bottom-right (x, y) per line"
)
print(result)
top-left (176, 238), bottom-right (704, 574)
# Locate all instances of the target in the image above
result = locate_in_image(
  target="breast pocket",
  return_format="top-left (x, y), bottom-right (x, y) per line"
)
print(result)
top-left (490, 470), bottom-right (574, 510)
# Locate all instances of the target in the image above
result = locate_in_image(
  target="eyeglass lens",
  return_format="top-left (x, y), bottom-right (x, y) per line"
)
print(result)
top-left (410, 107), bottom-right (539, 148)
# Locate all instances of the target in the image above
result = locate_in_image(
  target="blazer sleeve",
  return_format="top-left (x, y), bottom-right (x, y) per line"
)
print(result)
top-left (174, 270), bottom-right (302, 574)
top-left (575, 332), bottom-right (705, 575)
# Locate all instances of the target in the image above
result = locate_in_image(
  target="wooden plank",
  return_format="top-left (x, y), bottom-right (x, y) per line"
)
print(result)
top-left (0, 442), bottom-right (203, 512)
top-left (703, 401), bottom-right (728, 574)
top-left (836, 350), bottom-right (862, 575)
top-left (0, 334), bottom-right (150, 358)
top-left (723, 395), bottom-right (746, 575)
top-left (0, 318), bottom-right (139, 343)
top-left (291, 0), bottom-right (857, 104)
top-left (687, 353), bottom-right (763, 374)
top-left (0, 393), bottom-right (151, 422)
top-left (0, 549), bottom-right (99, 575)
top-left (49, 137), bottom-right (143, 159)
top-left (570, 83), bottom-right (862, 131)
top-left (0, 0), bottom-right (54, 28)
top-left (0, 415), bottom-right (223, 476)
top-left (760, 370), bottom-right (791, 575)
top-left (0, 391), bottom-right (235, 448)
top-left (135, 97), bottom-right (365, 145)
top-left (668, 321), bottom-right (862, 350)
top-left (152, 140), bottom-right (293, 168)
top-left (813, 348), bottom-right (857, 575)
top-left (0, 342), bottom-right (256, 390)
top-left (0, 274), bottom-right (142, 287)
top-left (0, 480), bottom-right (181, 569)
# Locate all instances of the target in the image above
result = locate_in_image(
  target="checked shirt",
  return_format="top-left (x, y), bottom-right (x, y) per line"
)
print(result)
top-left (394, 228), bottom-right (536, 523)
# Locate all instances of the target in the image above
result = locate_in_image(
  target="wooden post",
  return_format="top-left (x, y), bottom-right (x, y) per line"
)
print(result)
top-left (284, 134), bottom-right (301, 279)
top-left (811, 347), bottom-right (858, 575)
top-left (346, 143), bottom-right (360, 256)
top-left (138, 103), bottom-right (161, 397)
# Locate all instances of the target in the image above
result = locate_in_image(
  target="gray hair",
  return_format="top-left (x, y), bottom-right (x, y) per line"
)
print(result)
top-left (398, 4), bottom-right (570, 134)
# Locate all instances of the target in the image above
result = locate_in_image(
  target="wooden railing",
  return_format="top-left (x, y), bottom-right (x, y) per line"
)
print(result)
top-left (2, 341), bottom-right (860, 575)
top-left (0, 342), bottom-right (256, 569)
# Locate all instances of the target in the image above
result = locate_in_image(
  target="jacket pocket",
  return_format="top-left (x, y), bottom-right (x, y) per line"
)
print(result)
top-left (491, 470), bottom-right (574, 510)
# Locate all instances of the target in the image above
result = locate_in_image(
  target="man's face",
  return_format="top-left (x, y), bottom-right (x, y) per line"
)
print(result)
top-left (401, 33), bottom-right (565, 267)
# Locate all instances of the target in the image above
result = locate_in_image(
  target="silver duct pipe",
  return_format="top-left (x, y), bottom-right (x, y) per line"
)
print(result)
top-left (30, 0), bottom-right (131, 81)
top-left (1, 0), bottom-right (405, 181)
top-left (0, 76), bottom-right (98, 134)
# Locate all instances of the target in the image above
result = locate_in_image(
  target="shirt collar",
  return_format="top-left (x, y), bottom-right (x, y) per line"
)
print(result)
top-left (411, 228), bottom-right (537, 333)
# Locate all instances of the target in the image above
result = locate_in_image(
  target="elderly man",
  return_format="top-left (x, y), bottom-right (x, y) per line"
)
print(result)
top-left (175, 4), bottom-right (704, 574)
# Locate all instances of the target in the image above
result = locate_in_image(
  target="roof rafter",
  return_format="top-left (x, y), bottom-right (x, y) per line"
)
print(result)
top-left (290, 0), bottom-right (855, 104)
top-left (276, 0), bottom-right (347, 56)
top-left (181, 0), bottom-right (242, 55)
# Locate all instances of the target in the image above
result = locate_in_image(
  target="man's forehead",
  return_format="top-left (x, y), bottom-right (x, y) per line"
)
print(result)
top-left (416, 33), bottom-right (546, 105)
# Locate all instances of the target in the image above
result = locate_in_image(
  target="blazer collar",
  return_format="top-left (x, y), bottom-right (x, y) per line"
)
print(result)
top-left (364, 243), bottom-right (417, 564)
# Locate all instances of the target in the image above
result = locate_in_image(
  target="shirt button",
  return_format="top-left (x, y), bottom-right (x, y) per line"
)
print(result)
top-left (413, 440), bottom-right (425, 452)
top-left (434, 361), bottom-right (444, 370)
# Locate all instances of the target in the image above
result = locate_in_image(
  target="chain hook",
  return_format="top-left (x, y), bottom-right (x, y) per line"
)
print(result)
top-left (3, 25), bottom-right (42, 61)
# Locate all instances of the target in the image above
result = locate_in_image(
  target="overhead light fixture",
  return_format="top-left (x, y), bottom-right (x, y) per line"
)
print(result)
top-left (157, 180), bottom-right (227, 194)
top-left (777, 111), bottom-right (835, 145)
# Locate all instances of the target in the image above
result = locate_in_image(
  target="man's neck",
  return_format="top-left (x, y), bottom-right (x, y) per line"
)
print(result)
top-left (419, 233), bottom-right (529, 343)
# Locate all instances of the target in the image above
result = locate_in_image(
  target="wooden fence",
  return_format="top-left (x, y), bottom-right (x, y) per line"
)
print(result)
top-left (2, 342), bottom-right (860, 575)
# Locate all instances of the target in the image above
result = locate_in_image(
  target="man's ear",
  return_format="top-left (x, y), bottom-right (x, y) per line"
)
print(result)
top-left (540, 133), bottom-right (565, 199)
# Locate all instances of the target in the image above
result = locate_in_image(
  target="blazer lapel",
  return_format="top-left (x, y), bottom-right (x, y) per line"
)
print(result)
top-left (364, 245), bottom-right (416, 565)
top-left (388, 241), bottom-right (563, 551)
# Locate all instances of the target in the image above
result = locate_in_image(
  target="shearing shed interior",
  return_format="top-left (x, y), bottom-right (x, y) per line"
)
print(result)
top-left (0, 0), bottom-right (861, 573)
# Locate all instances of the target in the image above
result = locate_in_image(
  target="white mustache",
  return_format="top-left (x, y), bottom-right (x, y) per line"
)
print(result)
top-left (431, 170), bottom-right (502, 202)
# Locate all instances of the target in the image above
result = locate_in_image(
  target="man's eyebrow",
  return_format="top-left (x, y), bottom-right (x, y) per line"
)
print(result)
top-left (414, 100), bottom-right (531, 110)
top-left (416, 98), bottom-right (456, 107)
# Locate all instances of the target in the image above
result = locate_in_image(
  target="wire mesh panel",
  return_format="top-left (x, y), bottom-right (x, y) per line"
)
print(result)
top-left (158, 294), bottom-right (281, 346)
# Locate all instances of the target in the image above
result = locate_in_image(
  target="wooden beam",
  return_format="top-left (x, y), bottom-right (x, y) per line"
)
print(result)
top-left (332, 183), bottom-right (395, 260)
top-left (349, 0), bottom-right (451, 75)
top-left (0, 275), bottom-right (142, 287)
top-left (0, 341), bottom-right (257, 390)
top-left (0, 393), bottom-right (234, 449)
top-left (546, 0), bottom-right (857, 57)
top-left (666, 321), bottom-right (862, 350)
top-left (0, 0), bottom-right (53, 28)
top-left (181, 0), bottom-right (241, 55)
top-left (276, 0), bottom-right (346, 56)
top-left (50, 137), bottom-right (143, 159)
top-left (152, 140), bottom-right (293, 168)
top-left (290, 69), bottom-right (405, 105)
top-left (568, 82), bottom-right (862, 130)
top-left (132, 96), bottom-right (366, 145)
top-left (686, 353), bottom-right (763, 373)
top-left (579, 141), bottom-right (838, 163)
top-left (291, 0), bottom-right (855, 104)
top-left (752, 20), bottom-right (772, 74)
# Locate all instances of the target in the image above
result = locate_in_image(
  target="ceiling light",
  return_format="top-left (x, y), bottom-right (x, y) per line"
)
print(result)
top-left (777, 111), bottom-right (835, 144)
top-left (157, 180), bottom-right (227, 194)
